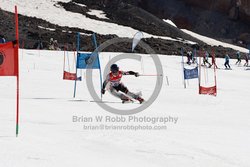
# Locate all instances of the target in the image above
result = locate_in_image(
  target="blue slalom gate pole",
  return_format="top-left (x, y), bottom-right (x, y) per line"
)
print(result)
top-left (92, 33), bottom-right (103, 100)
top-left (73, 32), bottom-right (80, 98)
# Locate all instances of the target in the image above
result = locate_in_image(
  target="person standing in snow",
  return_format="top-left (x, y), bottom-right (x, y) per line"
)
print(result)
top-left (48, 38), bottom-right (55, 50)
top-left (186, 51), bottom-right (192, 65)
top-left (0, 35), bottom-right (6, 44)
top-left (235, 51), bottom-right (241, 65)
top-left (235, 0), bottom-right (241, 20)
top-left (53, 40), bottom-right (60, 50)
top-left (224, 54), bottom-right (231, 69)
top-left (101, 64), bottom-right (144, 103)
top-left (203, 51), bottom-right (212, 68)
top-left (211, 53), bottom-right (218, 69)
top-left (191, 50), bottom-right (197, 64)
top-left (244, 52), bottom-right (249, 67)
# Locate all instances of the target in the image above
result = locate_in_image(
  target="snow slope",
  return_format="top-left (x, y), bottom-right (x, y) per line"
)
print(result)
top-left (87, 9), bottom-right (109, 20)
top-left (1, 0), bottom-right (248, 51)
top-left (163, 19), bottom-right (177, 28)
top-left (182, 29), bottom-right (249, 53)
top-left (0, 49), bottom-right (250, 167)
top-left (0, 0), bottom-right (185, 42)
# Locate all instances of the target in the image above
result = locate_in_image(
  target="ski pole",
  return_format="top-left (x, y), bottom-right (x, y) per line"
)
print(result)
top-left (139, 74), bottom-right (163, 76)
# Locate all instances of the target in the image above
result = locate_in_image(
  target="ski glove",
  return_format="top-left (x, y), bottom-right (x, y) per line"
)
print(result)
top-left (101, 89), bottom-right (105, 94)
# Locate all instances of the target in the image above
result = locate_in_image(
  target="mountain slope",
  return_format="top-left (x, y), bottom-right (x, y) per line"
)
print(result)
top-left (0, 0), bottom-right (248, 57)
top-left (135, 0), bottom-right (250, 47)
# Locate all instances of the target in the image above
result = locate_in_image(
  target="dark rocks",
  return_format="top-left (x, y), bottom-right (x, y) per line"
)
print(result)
top-left (237, 33), bottom-right (250, 46)
top-left (136, 0), bottom-right (250, 47)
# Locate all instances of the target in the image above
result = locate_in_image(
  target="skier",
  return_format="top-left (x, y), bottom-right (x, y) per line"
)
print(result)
top-left (186, 51), bottom-right (192, 65)
top-left (224, 54), bottom-right (231, 69)
top-left (244, 52), bottom-right (249, 67)
top-left (211, 53), bottom-right (218, 69)
top-left (101, 64), bottom-right (144, 103)
top-left (235, 51), bottom-right (241, 65)
top-left (203, 51), bottom-right (212, 68)
top-left (191, 50), bottom-right (196, 64)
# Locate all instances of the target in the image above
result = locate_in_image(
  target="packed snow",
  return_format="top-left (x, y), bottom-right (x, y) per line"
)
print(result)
top-left (38, 26), bottom-right (56, 32)
top-left (73, 2), bottom-right (86, 8)
top-left (163, 19), bottom-right (177, 28)
top-left (0, 49), bottom-right (250, 167)
top-left (87, 9), bottom-right (109, 20)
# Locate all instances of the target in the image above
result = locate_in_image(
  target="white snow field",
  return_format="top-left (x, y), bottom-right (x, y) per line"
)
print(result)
top-left (0, 49), bottom-right (250, 167)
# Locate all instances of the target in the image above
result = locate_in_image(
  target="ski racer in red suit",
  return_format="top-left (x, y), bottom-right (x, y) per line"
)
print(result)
top-left (101, 64), bottom-right (144, 103)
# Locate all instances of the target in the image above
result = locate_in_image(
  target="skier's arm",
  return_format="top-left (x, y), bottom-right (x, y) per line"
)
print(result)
top-left (123, 71), bottom-right (139, 77)
top-left (101, 75), bottom-right (110, 94)
top-left (102, 80), bottom-right (108, 90)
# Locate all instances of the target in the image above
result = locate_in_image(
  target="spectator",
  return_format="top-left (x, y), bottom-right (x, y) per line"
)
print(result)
top-left (244, 52), bottom-right (249, 67)
top-left (186, 51), bottom-right (192, 65)
top-left (0, 35), bottom-right (6, 44)
top-left (191, 50), bottom-right (197, 64)
top-left (53, 40), bottom-right (60, 50)
top-left (235, 0), bottom-right (241, 20)
top-left (211, 54), bottom-right (219, 69)
top-left (203, 51), bottom-right (212, 68)
top-left (235, 51), bottom-right (241, 65)
top-left (224, 54), bottom-right (231, 69)
top-left (34, 37), bottom-right (43, 49)
top-left (49, 38), bottom-right (55, 50)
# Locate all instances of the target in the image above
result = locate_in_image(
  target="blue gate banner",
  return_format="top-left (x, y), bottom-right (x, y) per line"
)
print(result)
top-left (76, 52), bottom-right (100, 69)
top-left (184, 67), bottom-right (198, 80)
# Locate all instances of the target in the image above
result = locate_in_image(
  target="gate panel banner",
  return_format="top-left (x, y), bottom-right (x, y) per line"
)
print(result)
top-left (76, 53), bottom-right (100, 69)
top-left (0, 41), bottom-right (18, 76)
top-left (184, 67), bottom-right (198, 80)
top-left (63, 71), bottom-right (81, 81)
top-left (199, 86), bottom-right (217, 96)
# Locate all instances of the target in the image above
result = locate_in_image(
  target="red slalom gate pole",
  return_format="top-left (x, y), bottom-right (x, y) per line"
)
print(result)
top-left (15, 6), bottom-right (20, 137)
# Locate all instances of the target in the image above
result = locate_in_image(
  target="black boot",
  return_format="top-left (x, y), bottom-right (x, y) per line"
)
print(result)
top-left (136, 97), bottom-right (144, 104)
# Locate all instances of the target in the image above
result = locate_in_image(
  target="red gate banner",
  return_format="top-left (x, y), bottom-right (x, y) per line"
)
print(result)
top-left (199, 86), bottom-right (217, 96)
top-left (0, 41), bottom-right (18, 76)
top-left (63, 71), bottom-right (77, 80)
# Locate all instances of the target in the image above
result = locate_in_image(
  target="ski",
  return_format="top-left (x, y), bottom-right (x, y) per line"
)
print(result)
top-left (221, 68), bottom-right (232, 70)
top-left (122, 99), bottom-right (134, 104)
